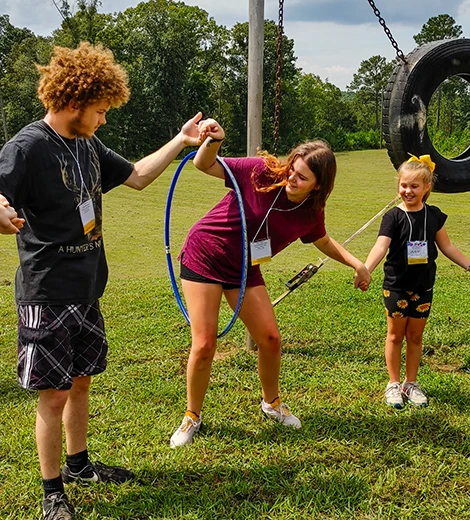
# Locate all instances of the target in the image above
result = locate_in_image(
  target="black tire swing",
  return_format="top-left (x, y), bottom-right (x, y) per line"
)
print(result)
top-left (383, 38), bottom-right (470, 193)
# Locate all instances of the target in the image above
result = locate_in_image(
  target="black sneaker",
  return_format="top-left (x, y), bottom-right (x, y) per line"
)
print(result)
top-left (43, 492), bottom-right (73, 520)
top-left (62, 461), bottom-right (134, 484)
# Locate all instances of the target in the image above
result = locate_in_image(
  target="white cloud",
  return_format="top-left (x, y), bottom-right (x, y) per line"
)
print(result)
top-left (2, 0), bottom-right (470, 89)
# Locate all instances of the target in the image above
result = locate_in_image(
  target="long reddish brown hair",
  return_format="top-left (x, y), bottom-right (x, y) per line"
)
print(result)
top-left (253, 141), bottom-right (336, 210)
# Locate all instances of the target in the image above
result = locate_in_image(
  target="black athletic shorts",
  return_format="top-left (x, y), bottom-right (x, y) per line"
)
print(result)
top-left (180, 261), bottom-right (240, 290)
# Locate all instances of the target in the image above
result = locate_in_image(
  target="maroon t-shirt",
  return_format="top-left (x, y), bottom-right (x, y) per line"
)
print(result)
top-left (180, 157), bottom-right (326, 286)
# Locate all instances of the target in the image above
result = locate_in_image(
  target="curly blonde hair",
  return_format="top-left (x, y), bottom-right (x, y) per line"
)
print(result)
top-left (253, 141), bottom-right (336, 210)
top-left (37, 42), bottom-right (130, 111)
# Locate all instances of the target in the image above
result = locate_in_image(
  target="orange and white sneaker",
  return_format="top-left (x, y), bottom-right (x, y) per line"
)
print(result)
top-left (170, 411), bottom-right (202, 448)
top-left (261, 397), bottom-right (301, 429)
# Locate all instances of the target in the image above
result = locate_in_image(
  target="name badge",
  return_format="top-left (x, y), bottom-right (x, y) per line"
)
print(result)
top-left (250, 239), bottom-right (272, 265)
top-left (78, 199), bottom-right (96, 235)
top-left (407, 240), bottom-right (428, 264)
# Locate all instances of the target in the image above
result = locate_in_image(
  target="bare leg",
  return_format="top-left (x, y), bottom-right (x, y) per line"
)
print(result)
top-left (404, 318), bottom-right (427, 382)
top-left (36, 389), bottom-right (69, 479)
top-left (63, 375), bottom-right (91, 456)
top-left (385, 316), bottom-right (407, 382)
top-left (182, 280), bottom-right (223, 416)
top-left (225, 285), bottom-right (281, 403)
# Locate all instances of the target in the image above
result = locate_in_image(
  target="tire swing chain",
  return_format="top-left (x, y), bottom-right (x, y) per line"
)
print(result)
top-left (366, 0), bottom-right (407, 63)
top-left (164, 151), bottom-right (248, 338)
top-left (273, 0), bottom-right (284, 157)
top-left (271, 195), bottom-right (400, 307)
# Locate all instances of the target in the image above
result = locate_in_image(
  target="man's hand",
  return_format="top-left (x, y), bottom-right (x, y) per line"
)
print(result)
top-left (180, 112), bottom-right (205, 147)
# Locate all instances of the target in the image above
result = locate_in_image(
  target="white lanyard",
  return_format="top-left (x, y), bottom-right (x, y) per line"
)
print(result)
top-left (252, 187), bottom-right (308, 241)
top-left (250, 187), bottom-right (309, 266)
top-left (404, 204), bottom-right (428, 265)
top-left (45, 121), bottom-right (91, 205)
top-left (45, 121), bottom-right (96, 234)
top-left (404, 204), bottom-right (427, 242)
top-left (252, 188), bottom-right (282, 242)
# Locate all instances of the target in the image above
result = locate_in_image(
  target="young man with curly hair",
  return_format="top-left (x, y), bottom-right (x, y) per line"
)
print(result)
top-left (0, 42), bottom-right (205, 520)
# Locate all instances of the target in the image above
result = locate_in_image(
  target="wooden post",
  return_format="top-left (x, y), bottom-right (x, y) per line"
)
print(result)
top-left (245, 0), bottom-right (264, 351)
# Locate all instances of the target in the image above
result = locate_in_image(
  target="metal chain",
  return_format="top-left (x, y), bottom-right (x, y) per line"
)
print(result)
top-left (273, 0), bottom-right (284, 156)
top-left (366, 0), bottom-right (407, 63)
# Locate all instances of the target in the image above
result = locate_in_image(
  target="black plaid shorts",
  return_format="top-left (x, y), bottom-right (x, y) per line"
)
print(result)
top-left (17, 301), bottom-right (108, 390)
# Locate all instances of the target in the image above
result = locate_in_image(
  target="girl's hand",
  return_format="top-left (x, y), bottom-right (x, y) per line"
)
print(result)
top-left (354, 264), bottom-right (371, 291)
top-left (198, 118), bottom-right (225, 142)
top-left (0, 204), bottom-right (24, 234)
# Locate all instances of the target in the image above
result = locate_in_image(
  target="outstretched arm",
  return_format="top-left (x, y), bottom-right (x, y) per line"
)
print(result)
top-left (0, 193), bottom-right (24, 234)
top-left (364, 235), bottom-right (391, 274)
top-left (435, 225), bottom-right (470, 270)
top-left (313, 234), bottom-right (371, 290)
top-left (125, 112), bottom-right (205, 190)
top-left (192, 118), bottom-right (226, 179)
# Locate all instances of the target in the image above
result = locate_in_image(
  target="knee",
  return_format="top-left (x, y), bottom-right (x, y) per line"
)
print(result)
top-left (257, 331), bottom-right (281, 355)
top-left (406, 330), bottom-right (423, 346)
top-left (70, 376), bottom-right (91, 399)
top-left (40, 389), bottom-right (69, 415)
top-left (71, 376), bottom-right (91, 395)
top-left (387, 330), bottom-right (404, 346)
top-left (190, 340), bottom-right (217, 364)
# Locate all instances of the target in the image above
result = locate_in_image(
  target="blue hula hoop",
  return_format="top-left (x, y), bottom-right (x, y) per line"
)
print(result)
top-left (164, 150), bottom-right (248, 338)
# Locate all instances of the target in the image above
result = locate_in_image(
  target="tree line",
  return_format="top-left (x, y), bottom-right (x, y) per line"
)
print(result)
top-left (0, 1), bottom-right (466, 158)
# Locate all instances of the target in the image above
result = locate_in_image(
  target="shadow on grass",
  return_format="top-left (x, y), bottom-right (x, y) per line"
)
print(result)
top-left (77, 462), bottom-right (368, 519)
top-left (183, 409), bottom-right (469, 458)
top-left (429, 384), bottom-right (470, 413)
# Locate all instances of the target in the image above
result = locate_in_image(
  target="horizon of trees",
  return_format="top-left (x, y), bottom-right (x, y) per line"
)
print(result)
top-left (0, 3), bottom-right (467, 158)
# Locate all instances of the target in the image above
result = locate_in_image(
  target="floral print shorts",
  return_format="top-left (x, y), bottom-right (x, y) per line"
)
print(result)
top-left (383, 288), bottom-right (433, 319)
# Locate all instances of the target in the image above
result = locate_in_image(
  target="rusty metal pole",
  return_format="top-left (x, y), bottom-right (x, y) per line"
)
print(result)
top-left (245, 0), bottom-right (264, 351)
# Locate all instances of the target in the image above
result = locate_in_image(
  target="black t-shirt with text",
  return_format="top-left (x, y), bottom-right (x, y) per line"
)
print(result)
top-left (0, 121), bottom-right (134, 304)
top-left (378, 204), bottom-right (447, 292)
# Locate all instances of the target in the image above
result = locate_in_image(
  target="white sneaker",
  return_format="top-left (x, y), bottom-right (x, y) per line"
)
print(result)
top-left (385, 382), bottom-right (405, 409)
top-left (402, 382), bottom-right (428, 407)
top-left (170, 413), bottom-right (202, 448)
top-left (261, 398), bottom-right (301, 429)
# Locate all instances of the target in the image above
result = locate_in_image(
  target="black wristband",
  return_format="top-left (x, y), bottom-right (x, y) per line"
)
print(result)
top-left (206, 137), bottom-right (225, 147)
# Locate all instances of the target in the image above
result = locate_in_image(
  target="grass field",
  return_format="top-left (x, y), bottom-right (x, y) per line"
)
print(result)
top-left (1, 149), bottom-right (470, 519)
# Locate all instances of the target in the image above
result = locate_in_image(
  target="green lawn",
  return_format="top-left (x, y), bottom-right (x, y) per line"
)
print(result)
top-left (1, 149), bottom-right (470, 519)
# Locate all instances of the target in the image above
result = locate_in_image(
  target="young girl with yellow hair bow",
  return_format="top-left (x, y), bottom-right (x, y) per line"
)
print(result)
top-left (363, 155), bottom-right (470, 409)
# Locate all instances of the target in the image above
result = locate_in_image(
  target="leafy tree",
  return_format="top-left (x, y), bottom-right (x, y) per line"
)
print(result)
top-left (1, 35), bottom-right (50, 139)
top-left (51, 0), bottom-right (109, 46)
top-left (96, 0), bottom-right (229, 158)
top-left (295, 73), bottom-right (356, 149)
top-left (347, 55), bottom-right (395, 130)
top-left (0, 15), bottom-right (35, 143)
top-left (223, 20), bottom-right (300, 155)
top-left (413, 14), bottom-right (463, 46)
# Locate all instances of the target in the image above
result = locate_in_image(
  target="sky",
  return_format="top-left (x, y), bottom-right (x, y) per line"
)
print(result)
top-left (1, 0), bottom-right (470, 89)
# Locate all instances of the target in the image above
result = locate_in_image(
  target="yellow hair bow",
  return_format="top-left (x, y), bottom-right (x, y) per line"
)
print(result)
top-left (407, 154), bottom-right (436, 173)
